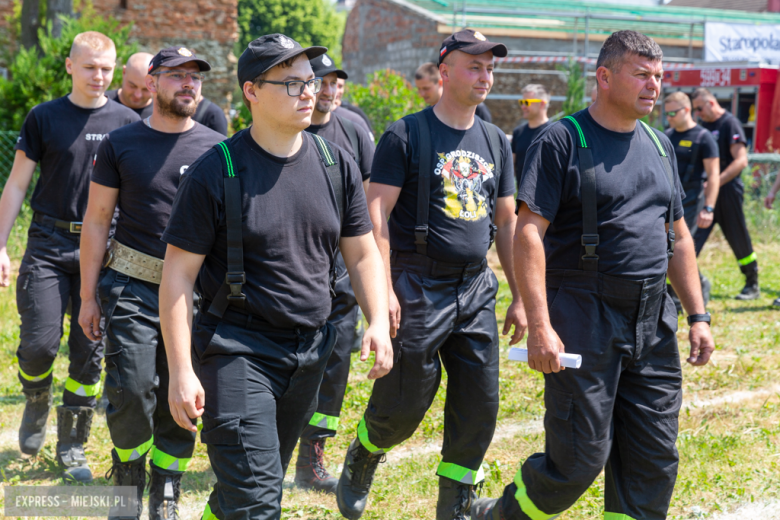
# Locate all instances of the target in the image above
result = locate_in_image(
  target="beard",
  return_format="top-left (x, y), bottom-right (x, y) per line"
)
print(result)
top-left (315, 98), bottom-right (333, 115)
top-left (157, 88), bottom-right (198, 119)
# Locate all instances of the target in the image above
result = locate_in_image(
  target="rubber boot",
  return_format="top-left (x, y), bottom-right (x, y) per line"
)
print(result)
top-left (336, 438), bottom-right (386, 520)
top-left (735, 263), bottom-right (760, 300)
top-left (56, 406), bottom-right (94, 483)
top-left (19, 387), bottom-right (52, 456)
top-left (470, 498), bottom-right (502, 520)
top-left (106, 451), bottom-right (147, 520)
top-left (437, 477), bottom-right (477, 520)
top-left (148, 468), bottom-right (182, 520)
top-left (295, 437), bottom-right (338, 494)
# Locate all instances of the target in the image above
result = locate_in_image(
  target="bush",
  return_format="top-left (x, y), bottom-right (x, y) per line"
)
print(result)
top-left (0, 2), bottom-right (136, 131)
top-left (346, 69), bottom-right (426, 140)
top-left (557, 59), bottom-right (588, 117)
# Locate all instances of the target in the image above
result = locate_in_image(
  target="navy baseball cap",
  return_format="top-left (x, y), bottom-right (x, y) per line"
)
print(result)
top-left (310, 53), bottom-right (348, 80)
top-left (438, 29), bottom-right (508, 65)
top-left (148, 46), bottom-right (211, 73)
top-left (238, 34), bottom-right (327, 86)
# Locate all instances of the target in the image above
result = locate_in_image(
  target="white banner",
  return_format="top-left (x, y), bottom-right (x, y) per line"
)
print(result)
top-left (705, 22), bottom-right (780, 64)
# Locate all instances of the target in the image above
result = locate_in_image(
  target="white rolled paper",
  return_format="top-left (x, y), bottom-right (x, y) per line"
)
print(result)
top-left (508, 347), bottom-right (582, 369)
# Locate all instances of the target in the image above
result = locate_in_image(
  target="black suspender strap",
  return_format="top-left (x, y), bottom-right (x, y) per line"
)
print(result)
top-left (563, 115), bottom-right (600, 272)
top-left (639, 121), bottom-right (676, 259)
top-left (340, 116), bottom-right (361, 167)
top-left (207, 140), bottom-right (246, 319)
top-left (481, 118), bottom-right (503, 247)
top-left (413, 110), bottom-right (432, 256)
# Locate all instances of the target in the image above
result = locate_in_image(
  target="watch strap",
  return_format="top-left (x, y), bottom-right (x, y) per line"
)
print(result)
top-left (687, 313), bottom-right (711, 325)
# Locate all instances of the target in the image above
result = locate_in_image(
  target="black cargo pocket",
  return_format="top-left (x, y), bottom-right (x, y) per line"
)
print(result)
top-left (201, 415), bottom-right (241, 446)
top-left (544, 387), bottom-right (575, 474)
top-left (103, 349), bottom-right (124, 409)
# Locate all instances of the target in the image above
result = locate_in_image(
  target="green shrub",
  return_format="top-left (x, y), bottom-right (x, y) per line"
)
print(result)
top-left (557, 59), bottom-right (588, 117)
top-left (346, 69), bottom-right (426, 140)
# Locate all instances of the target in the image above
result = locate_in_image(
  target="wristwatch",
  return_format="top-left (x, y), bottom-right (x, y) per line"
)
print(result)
top-left (687, 313), bottom-right (711, 326)
top-left (704, 205), bottom-right (715, 213)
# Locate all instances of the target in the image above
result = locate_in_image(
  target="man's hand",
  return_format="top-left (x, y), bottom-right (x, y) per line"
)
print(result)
top-left (78, 297), bottom-right (103, 341)
top-left (687, 322), bottom-right (714, 366)
top-left (504, 299), bottom-right (528, 344)
top-left (360, 323), bottom-right (393, 379)
top-left (696, 209), bottom-right (714, 229)
top-left (389, 288), bottom-right (401, 338)
top-left (527, 323), bottom-right (565, 374)
top-left (0, 247), bottom-right (11, 287)
top-left (765, 192), bottom-right (776, 210)
top-left (169, 369), bottom-right (205, 432)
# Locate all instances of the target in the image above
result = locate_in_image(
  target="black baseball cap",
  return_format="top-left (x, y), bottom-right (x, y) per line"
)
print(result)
top-left (148, 46), bottom-right (211, 74)
top-left (238, 34), bottom-right (327, 86)
top-left (310, 53), bottom-right (348, 80)
top-left (438, 29), bottom-right (508, 65)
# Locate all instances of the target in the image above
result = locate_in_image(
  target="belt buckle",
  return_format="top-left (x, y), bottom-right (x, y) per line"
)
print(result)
top-left (69, 222), bottom-right (83, 234)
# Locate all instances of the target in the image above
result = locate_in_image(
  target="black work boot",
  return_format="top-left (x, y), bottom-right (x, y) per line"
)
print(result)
top-left (336, 438), bottom-right (386, 519)
top-left (19, 387), bottom-right (52, 456)
top-left (470, 498), bottom-right (502, 520)
top-left (437, 477), bottom-right (477, 520)
top-left (106, 451), bottom-right (147, 520)
top-left (735, 266), bottom-right (760, 300)
top-left (148, 468), bottom-right (182, 520)
top-left (295, 438), bottom-right (338, 494)
top-left (56, 406), bottom-right (94, 483)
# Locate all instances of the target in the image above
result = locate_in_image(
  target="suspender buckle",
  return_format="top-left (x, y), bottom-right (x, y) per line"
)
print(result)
top-left (581, 234), bottom-right (600, 247)
top-left (225, 271), bottom-right (247, 301)
top-left (667, 230), bottom-right (676, 259)
top-left (414, 226), bottom-right (429, 246)
top-left (488, 224), bottom-right (498, 246)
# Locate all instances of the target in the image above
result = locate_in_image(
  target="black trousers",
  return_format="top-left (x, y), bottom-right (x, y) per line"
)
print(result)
top-left (302, 250), bottom-right (360, 440)
top-left (358, 252), bottom-right (500, 485)
top-left (16, 220), bottom-right (103, 407)
top-left (497, 269), bottom-right (682, 520)
top-left (195, 310), bottom-right (336, 520)
top-left (99, 268), bottom-right (196, 472)
top-left (694, 179), bottom-right (757, 272)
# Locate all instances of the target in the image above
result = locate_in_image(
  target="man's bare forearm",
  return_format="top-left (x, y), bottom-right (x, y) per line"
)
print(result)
top-left (720, 157), bottom-right (747, 185)
top-left (703, 161), bottom-right (720, 208)
top-left (160, 265), bottom-right (197, 376)
top-left (496, 218), bottom-right (520, 300)
top-left (343, 237), bottom-right (390, 328)
top-left (515, 223), bottom-right (550, 327)
top-left (668, 223), bottom-right (705, 316)
top-left (79, 218), bottom-right (112, 300)
top-left (0, 152), bottom-right (37, 247)
top-left (370, 211), bottom-right (393, 291)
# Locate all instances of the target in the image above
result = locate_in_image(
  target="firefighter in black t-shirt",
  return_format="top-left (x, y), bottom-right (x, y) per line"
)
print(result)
top-left (511, 84), bottom-right (552, 189)
top-left (158, 34), bottom-right (393, 520)
top-left (106, 52), bottom-right (155, 118)
top-left (336, 30), bottom-right (526, 520)
top-left (79, 47), bottom-right (223, 520)
top-left (0, 31), bottom-right (139, 482)
top-left (293, 53), bottom-right (376, 494)
top-left (691, 87), bottom-right (758, 300)
top-left (415, 60), bottom-right (493, 122)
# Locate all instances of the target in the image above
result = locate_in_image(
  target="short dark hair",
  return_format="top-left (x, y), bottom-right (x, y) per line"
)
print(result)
top-left (241, 56), bottom-right (298, 111)
top-left (596, 30), bottom-right (663, 72)
top-left (691, 87), bottom-right (715, 102)
top-left (415, 62), bottom-right (440, 81)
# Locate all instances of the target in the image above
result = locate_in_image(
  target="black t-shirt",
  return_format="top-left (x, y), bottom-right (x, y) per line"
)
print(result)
top-left (106, 89), bottom-right (153, 118)
top-left (162, 130), bottom-right (373, 329)
top-left (517, 109), bottom-right (684, 280)
top-left (193, 98), bottom-right (228, 136)
top-left (340, 102), bottom-right (375, 136)
top-left (370, 107), bottom-right (515, 264)
top-left (307, 114), bottom-right (375, 180)
top-left (15, 96), bottom-right (141, 222)
top-left (334, 107), bottom-right (373, 138)
top-left (512, 120), bottom-right (552, 186)
top-left (664, 125), bottom-right (719, 210)
top-left (475, 103), bottom-right (492, 123)
top-left (92, 121), bottom-right (224, 259)
top-left (701, 111), bottom-right (747, 186)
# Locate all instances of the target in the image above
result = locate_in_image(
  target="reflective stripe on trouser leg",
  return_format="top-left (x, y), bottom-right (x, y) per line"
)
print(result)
top-left (114, 436), bottom-right (154, 463)
top-left (437, 462), bottom-right (485, 485)
top-left (151, 445), bottom-right (191, 472)
top-left (64, 376), bottom-right (101, 397)
top-left (202, 503), bottom-right (219, 520)
top-left (309, 412), bottom-right (340, 431)
top-left (604, 514), bottom-right (637, 520)
top-left (514, 473), bottom-right (560, 520)
top-left (737, 252), bottom-right (757, 266)
top-left (357, 416), bottom-right (391, 454)
top-left (18, 363), bottom-right (54, 382)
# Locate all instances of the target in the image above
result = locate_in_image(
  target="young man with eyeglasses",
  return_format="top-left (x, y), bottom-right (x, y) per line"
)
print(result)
top-left (0, 31), bottom-right (139, 483)
top-left (158, 34), bottom-right (392, 520)
top-left (78, 47), bottom-right (223, 519)
top-left (293, 53), bottom-right (376, 494)
top-left (511, 84), bottom-right (551, 189)
top-left (690, 87), bottom-right (758, 300)
top-left (664, 91), bottom-right (720, 311)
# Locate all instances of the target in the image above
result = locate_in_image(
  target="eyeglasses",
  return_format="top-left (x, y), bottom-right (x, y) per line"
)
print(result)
top-left (692, 106), bottom-right (704, 112)
top-left (518, 99), bottom-right (543, 106)
top-left (150, 71), bottom-right (205, 83)
top-left (665, 110), bottom-right (681, 117)
top-left (258, 78), bottom-right (322, 97)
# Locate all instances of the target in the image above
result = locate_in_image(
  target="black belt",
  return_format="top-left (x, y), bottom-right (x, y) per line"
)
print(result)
top-left (203, 301), bottom-right (321, 336)
top-left (33, 212), bottom-right (82, 234)
top-left (390, 250), bottom-right (487, 279)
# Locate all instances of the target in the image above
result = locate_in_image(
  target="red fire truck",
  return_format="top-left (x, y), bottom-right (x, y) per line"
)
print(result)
top-left (662, 63), bottom-right (780, 153)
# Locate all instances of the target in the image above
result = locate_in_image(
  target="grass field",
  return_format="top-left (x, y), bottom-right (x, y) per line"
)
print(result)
top-left (0, 195), bottom-right (779, 520)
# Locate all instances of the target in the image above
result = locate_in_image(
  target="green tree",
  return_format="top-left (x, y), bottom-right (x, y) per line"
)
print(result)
top-left (0, 1), bottom-right (135, 131)
top-left (558, 59), bottom-right (588, 117)
top-left (237, 0), bottom-right (345, 64)
top-left (346, 69), bottom-right (426, 140)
